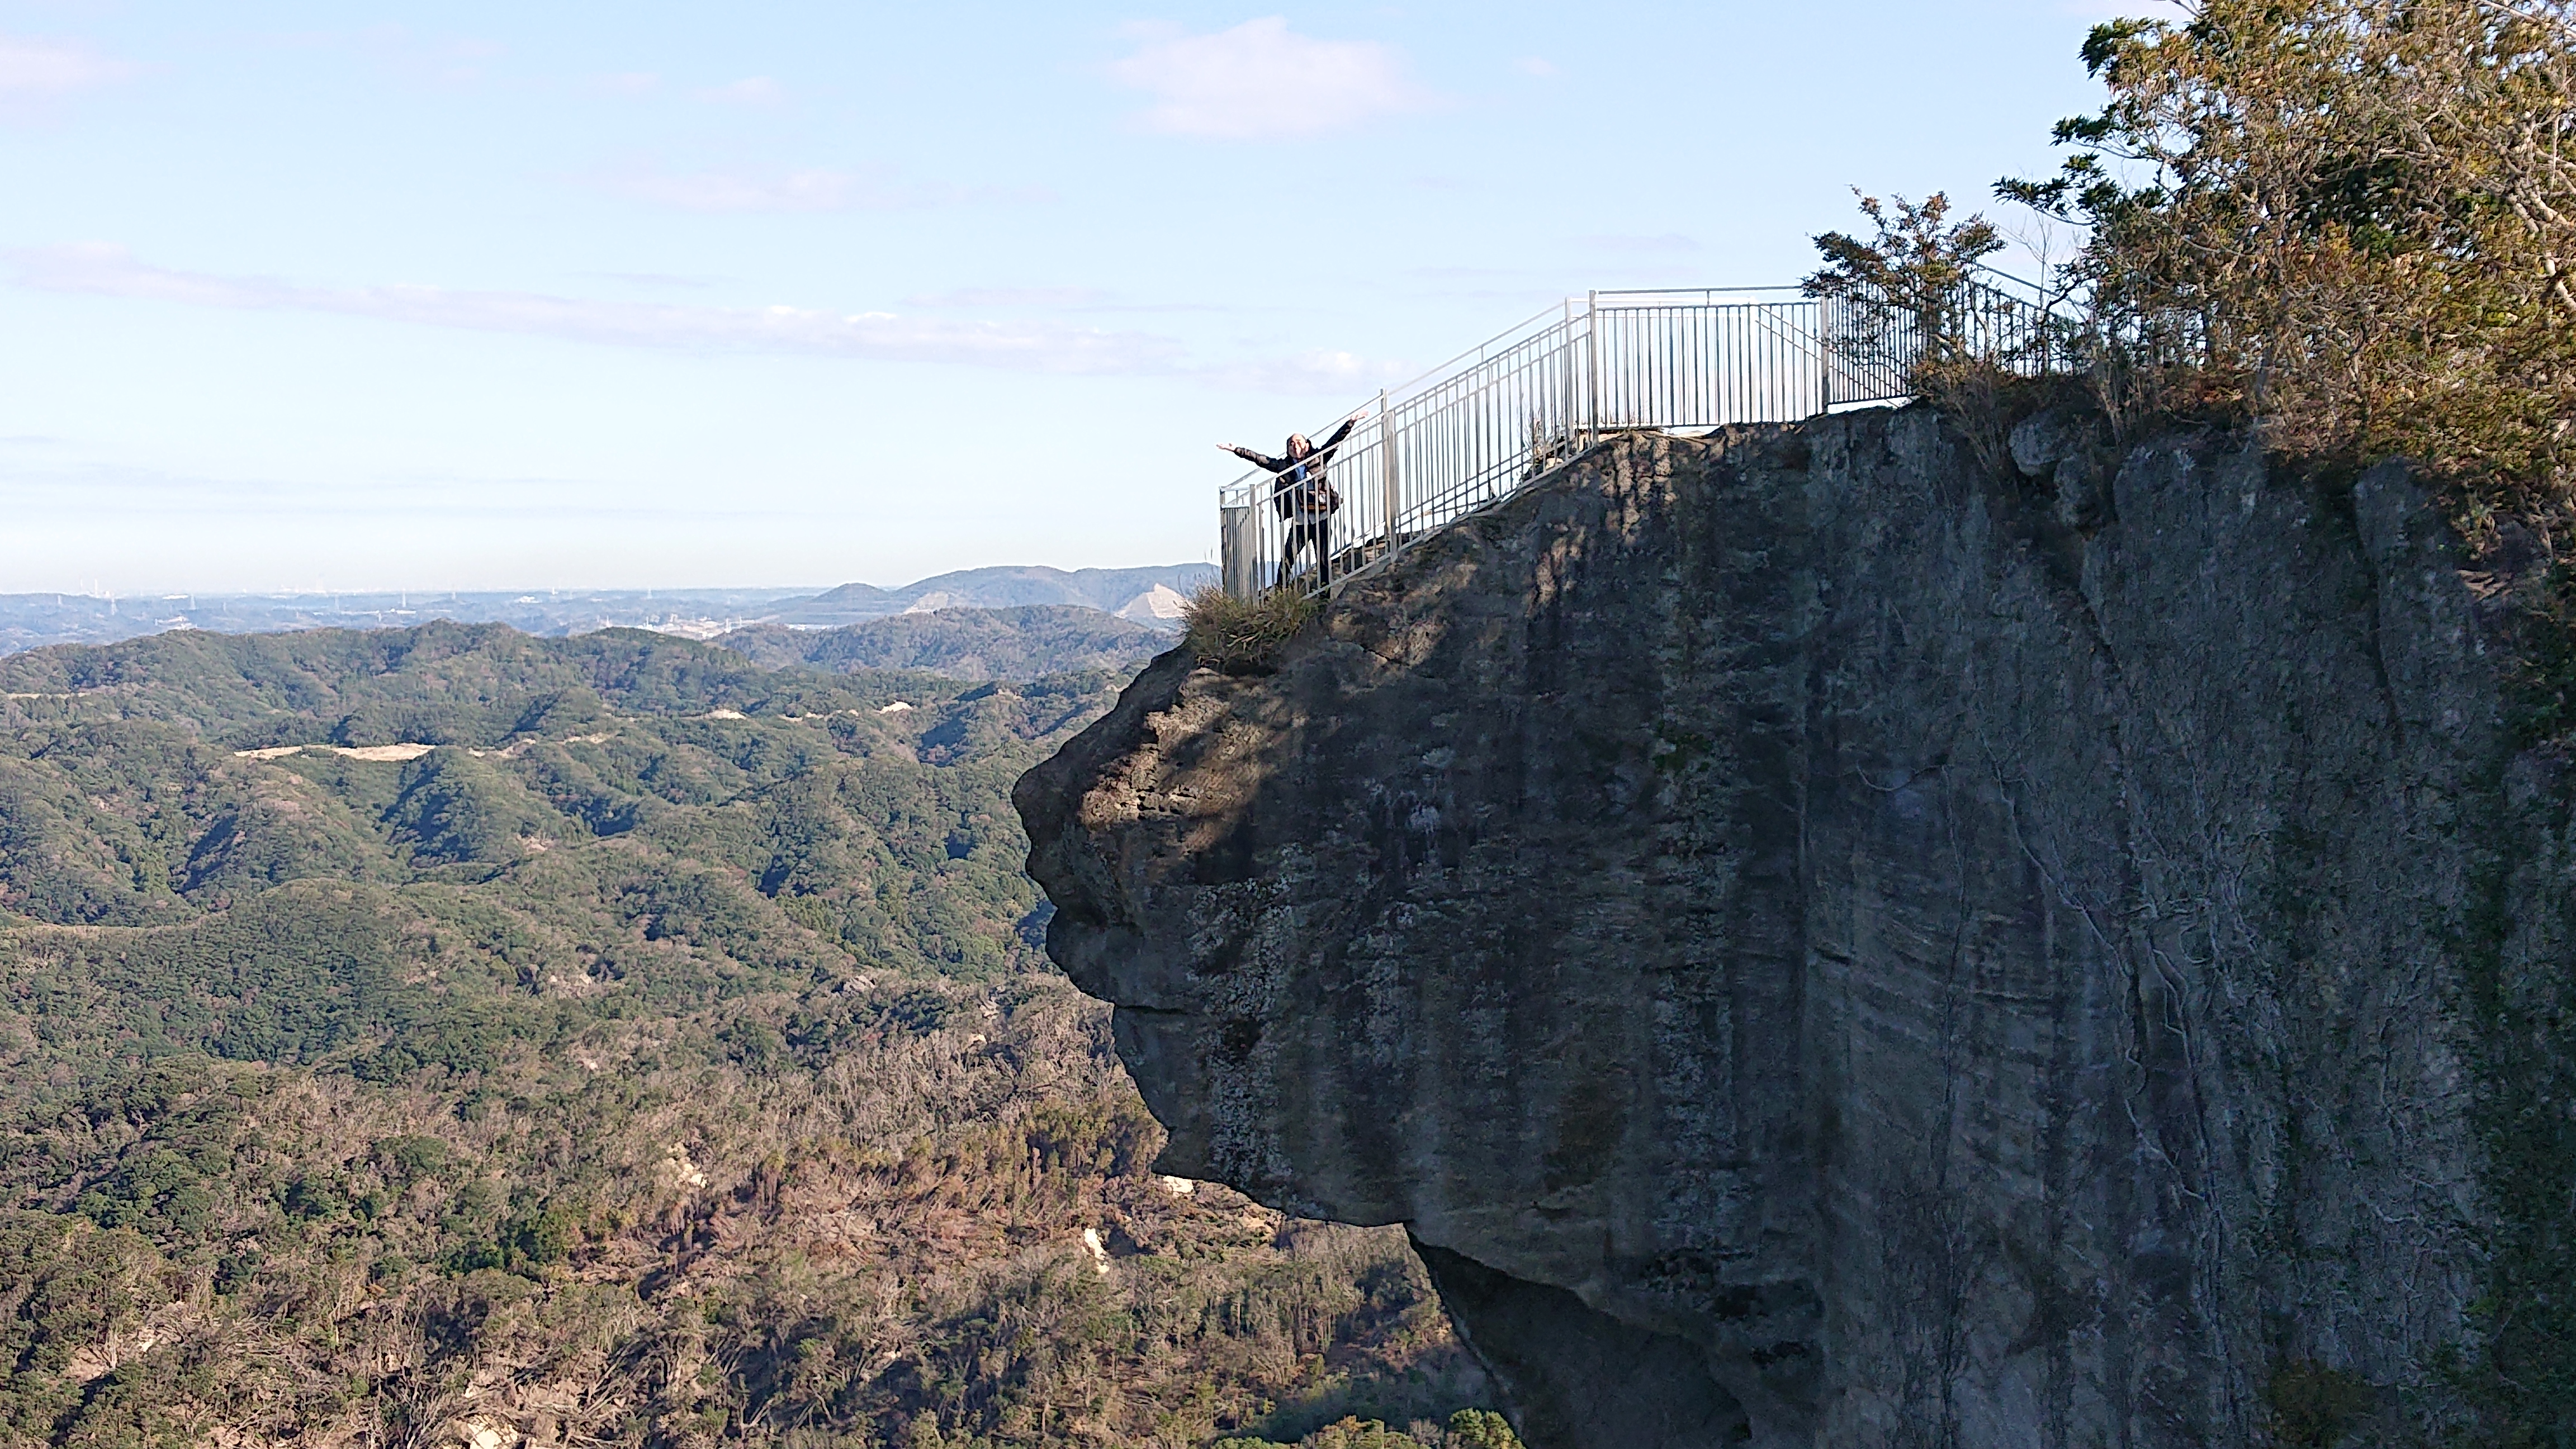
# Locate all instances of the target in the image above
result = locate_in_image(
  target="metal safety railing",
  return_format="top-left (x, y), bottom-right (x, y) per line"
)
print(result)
top-left (1218, 276), bottom-right (2068, 599)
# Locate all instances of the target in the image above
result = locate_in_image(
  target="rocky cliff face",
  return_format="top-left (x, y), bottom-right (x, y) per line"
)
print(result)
top-left (1016, 410), bottom-right (2569, 1447)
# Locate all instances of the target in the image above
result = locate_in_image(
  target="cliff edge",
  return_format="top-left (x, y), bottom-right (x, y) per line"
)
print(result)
top-left (1015, 410), bottom-right (2568, 1446)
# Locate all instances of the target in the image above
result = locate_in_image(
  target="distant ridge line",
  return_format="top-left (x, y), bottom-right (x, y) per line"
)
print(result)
top-left (0, 562), bottom-right (1215, 657)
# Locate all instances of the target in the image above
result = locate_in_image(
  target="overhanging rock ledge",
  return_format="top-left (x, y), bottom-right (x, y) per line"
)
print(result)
top-left (1014, 409), bottom-right (2555, 1448)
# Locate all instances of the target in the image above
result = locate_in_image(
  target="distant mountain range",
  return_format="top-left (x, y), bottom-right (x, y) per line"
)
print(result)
top-left (775, 564), bottom-right (1211, 626)
top-left (0, 564), bottom-right (1214, 657)
top-left (718, 605), bottom-right (1175, 682)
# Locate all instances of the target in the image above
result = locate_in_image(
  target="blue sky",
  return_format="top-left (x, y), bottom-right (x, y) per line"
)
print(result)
top-left (0, 1), bottom-right (2143, 594)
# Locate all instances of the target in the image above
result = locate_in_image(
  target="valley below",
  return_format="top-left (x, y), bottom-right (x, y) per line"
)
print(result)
top-left (0, 623), bottom-right (1503, 1449)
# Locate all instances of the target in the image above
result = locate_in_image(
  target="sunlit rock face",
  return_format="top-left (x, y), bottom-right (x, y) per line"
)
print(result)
top-left (1017, 413), bottom-right (2531, 1448)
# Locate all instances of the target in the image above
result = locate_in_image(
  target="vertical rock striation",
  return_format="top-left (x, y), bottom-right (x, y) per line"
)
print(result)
top-left (1016, 409), bottom-right (2549, 1446)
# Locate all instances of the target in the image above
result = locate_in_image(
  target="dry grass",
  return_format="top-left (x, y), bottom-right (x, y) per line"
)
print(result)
top-left (1182, 586), bottom-right (1318, 675)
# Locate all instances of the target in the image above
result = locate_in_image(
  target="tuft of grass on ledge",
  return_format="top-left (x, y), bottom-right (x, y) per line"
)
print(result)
top-left (1182, 584), bottom-right (1317, 675)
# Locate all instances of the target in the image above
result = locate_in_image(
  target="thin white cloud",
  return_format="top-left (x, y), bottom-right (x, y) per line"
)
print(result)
top-left (905, 286), bottom-right (1114, 309)
top-left (0, 462), bottom-right (853, 524)
top-left (344, 24), bottom-right (504, 86)
top-left (5, 244), bottom-right (1188, 376)
top-left (1108, 17), bottom-right (1434, 139)
top-left (899, 286), bottom-right (1233, 316)
top-left (2052, 0), bottom-right (2187, 15)
top-left (0, 35), bottom-right (131, 97)
top-left (1074, 300), bottom-right (1229, 315)
top-left (1214, 348), bottom-right (1399, 394)
top-left (698, 75), bottom-right (783, 106)
top-left (588, 270), bottom-right (719, 289)
top-left (608, 168), bottom-right (868, 212)
top-left (1514, 56), bottom-right (1558, 78)
top-left (1404, 265), bottom-right (1531, 281)
top-left (599, 164), bottom-right (1046, 213)
top-left (1578, 233), bottom-right (1699, 253)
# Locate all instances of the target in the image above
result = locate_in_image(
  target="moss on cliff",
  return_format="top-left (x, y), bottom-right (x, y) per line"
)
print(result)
top-left (2450, 666), bottom-right (2576, 1444)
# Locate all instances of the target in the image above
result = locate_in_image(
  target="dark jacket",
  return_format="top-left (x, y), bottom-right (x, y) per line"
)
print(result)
top-left (1228, 418), bottom-right (1358, 520)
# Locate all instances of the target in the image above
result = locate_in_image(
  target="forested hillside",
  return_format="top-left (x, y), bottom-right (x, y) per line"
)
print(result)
top-left (0, 625), bottom-right (1504, 1449)
top-left (716, 607), bottom-right (1170, 684)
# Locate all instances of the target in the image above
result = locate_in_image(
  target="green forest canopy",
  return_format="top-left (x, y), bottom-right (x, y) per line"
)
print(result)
top-left (0, 624), bottom-right (1511, 1449)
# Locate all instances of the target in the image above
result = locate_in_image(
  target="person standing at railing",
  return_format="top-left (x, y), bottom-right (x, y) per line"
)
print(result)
top-left (1220, 414), bottom-right (1360, 589)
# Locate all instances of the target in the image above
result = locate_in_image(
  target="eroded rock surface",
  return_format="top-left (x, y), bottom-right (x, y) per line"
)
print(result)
top-left (1016, 411), bottom-right (2554, 1447)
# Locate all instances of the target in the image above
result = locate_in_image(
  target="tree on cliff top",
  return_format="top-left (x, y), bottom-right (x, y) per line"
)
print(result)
top-left (2007, 0), bottom-right (2576, 531)
top-left (1817, 0), bottom-right (2576, 539)
top-left (1805, 190), bottom-right (2008, 386)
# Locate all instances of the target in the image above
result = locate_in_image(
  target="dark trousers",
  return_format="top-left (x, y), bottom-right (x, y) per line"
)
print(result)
top-left (1281, 514), bottom-right (1332, 588)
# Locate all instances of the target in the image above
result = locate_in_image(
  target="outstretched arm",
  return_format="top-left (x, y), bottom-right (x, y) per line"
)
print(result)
top-left (1308, 416), bottom-right (1363, 464)
top-left (1219, 443), bottom-right (1285, 471)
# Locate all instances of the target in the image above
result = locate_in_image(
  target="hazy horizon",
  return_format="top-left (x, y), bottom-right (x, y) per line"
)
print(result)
top-left (0, 559), bottom-right (1214, 655)
top-left (1, 560), bottom-right (1212, 603)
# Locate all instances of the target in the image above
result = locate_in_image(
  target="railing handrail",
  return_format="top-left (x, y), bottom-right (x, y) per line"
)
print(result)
top-left (1215, 299), bottom-right (1580, 503)
top-left (1215, 274), bottom-right (2066, 600)
top-left (1591, 285), bottom-right (1807, 304)
top-left (1216, 287), bottom-right (1823, 504)
top-left (1368, 301), bottom-right (1568, 406)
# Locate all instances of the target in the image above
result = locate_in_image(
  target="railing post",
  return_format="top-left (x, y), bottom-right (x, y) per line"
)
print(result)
top-left (1561, 298), bottom-right (1574, 449)
top-left (1377, 389), bottom-right (1398, 556)
top-left (1817, 294), bottom-right (1833, 412)
top-left (1220, 500), bottom-right (1255, 600)
top-left (1585, 290), bottom-right (1600, 439)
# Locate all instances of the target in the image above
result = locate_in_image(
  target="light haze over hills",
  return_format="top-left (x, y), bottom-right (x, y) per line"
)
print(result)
top-left (777, 564), bottom-right (1208, 623)
top-left (0, 562), bottom-right (1211, 656)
